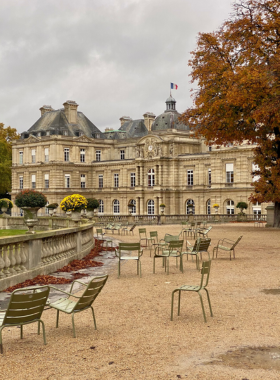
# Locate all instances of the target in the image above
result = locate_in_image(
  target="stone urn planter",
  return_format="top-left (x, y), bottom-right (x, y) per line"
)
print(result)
top-left (22, 207), bottom-right (40, 234)
top-left (1, 207), bottom-right (8, 215)
top-left (71, 211), bottom-right (81, 221)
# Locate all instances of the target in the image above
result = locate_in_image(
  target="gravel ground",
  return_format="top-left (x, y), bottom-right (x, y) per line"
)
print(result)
top-left (0, 223), bottom-right (280, 380)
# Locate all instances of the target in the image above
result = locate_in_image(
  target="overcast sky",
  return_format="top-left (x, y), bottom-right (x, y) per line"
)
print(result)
top-left (0, 0), bottom-right (234, 134)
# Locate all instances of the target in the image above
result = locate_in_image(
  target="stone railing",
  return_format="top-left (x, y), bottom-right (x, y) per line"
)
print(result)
top-left (0, 215), bottom-right (85, 230)
top-left (0, 223), bottom-right (94, 291)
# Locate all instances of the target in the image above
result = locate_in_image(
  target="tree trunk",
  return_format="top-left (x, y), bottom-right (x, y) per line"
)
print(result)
top-left (273, 202), bottom-right (280, 228)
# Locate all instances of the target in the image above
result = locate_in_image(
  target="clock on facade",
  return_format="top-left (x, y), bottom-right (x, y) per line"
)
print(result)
top-left (148, 145), bottom-right (153, 151)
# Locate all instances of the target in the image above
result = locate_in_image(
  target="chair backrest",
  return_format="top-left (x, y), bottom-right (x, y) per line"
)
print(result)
top-left (139, 228), bottom-right (146, 238)
top-left (168, 240), bottom-right (184, 252)
top-left (205, 226), bottom-right (212, 234)
top-left (200, 260), bottom-right (211, 288)
top-left (74, 275), bottom-right (108, 312)
top-left (164, 234), bottom-right (180, 243)
top-left (150, 231), bottom-right (158, 239)
top-left (130, 224), bottom-right (136, 232)
top-left (196, 222), bottom-right (201, 227)
top-left (3, 286), bottom-right (50, 326)
top-left (192, 238), bottom-right (211, 253)
top-left (96, 228), bottom-right (103, 236)
top-left (232, 235), bottom-right (243, 249)
top-left (118, 243), bottom-right (142, 258)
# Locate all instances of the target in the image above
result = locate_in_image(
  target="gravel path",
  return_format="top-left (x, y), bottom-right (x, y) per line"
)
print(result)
top-left (0, 223), bottom-right (280, 380)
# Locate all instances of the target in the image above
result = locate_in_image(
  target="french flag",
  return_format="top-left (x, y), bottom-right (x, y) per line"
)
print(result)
top-left (171, 83), bottom-right (178, 89)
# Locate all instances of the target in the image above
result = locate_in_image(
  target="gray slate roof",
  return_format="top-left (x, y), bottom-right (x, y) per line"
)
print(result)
top-left (151, 111), bottom-right (190, 131)
top-left (118, 119), bottom-right (148, 138)
top-left (25, 110), bottom-right (105, 139)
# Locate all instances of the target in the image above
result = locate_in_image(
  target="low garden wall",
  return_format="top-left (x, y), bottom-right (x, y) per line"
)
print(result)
top-left (0, 223), bottom-right (94, 291)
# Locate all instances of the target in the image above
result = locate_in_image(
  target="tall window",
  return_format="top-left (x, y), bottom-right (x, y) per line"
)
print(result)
top-left (147, 199), bottom-right (154, 215)
top-left (44, 148), bottom-right (49, 162)
top-left (253, 201), bottom-right (261, 218)
top-left (31, 149), bottom-right (36, 163)
top-left (131, 172), bottom-right (136, 187)
top-left (65, 174), bottom-right (70, 188)
top-left (120, 150), bottom-right (125, 160)
top-left (186, 199), bottom-right (195, 215)
top-left (113, 199), bottom-right (120, 214)
top-left (148, 169), bottom-right (155, 187)
top-left (129, 199), bottom-right (136, 214)
top-left (226, 200), bottom-right (235, 214)
top-left (187, 170), bottom-right (193, 186)
top-left (19, 151), bottom-right (23, 164)
top-left (208, 169), bottom-right (211, 185)
top-left (114, 173), bottom-right (119, 188)
top-left (31, 174), bottom-right (36, 189)
top-left (80, 149), bottom-right (85, 163)
top-left (99, 174), bottom-right (103, 188)
top-left (44, 174), bottom-right (49, 189)
top-left (98, 199), bottom-right (104, 213)
top-left (96, 150), bottom-right (101, 161)
top-left (64, 148), bottom-right (70, 162)
top-left (226, 163), bottom-right (234, 183)
top-left (81, 174), bottom-right (86, 188)
top-left (19, 176), bottom-right (23, 189)
top-left (207, 199), bottom-right (211, 215)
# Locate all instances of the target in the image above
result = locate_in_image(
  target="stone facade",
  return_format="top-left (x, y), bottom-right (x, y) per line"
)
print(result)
top-left (11, 97), bottom-right (267, 217)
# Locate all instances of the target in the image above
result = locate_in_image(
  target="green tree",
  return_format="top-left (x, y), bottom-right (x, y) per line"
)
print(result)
top-left (180, 0), bottom-right (280, 227)
top-left (0, 123), bottom-right (20, 193)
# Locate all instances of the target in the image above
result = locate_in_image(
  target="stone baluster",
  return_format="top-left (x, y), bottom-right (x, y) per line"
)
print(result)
top-left (20, 242), bottom-right (27, 271)
top-left (9, 244), bottom-right (17, 275)
top-left (0, 247), bottom-right (5, 279)
top-left (3, 245), bottom-right (11, 277)
top-left (14, 243), bottom-right (22, 272)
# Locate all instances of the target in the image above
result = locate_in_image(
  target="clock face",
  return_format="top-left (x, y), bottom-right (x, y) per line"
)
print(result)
top-left (148, 145), bottom-right (153, 151)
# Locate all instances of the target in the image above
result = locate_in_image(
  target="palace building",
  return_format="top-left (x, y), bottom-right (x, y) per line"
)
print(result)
top-left (11, 97), bottom-right (265, 216)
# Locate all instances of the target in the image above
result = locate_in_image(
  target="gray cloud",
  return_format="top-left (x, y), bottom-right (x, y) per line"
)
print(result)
top-left (0, 0), bottom-right (234, 133)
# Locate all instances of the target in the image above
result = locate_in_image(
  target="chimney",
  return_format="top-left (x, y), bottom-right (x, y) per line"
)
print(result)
top-left (119, 116), bottom-right (132, 127)
top-left (39, 105), bottom-right (54, 116)
top-left (143, 112), bottom-right (156, 131)
top-left (63, 100), bottom-right (79, 124)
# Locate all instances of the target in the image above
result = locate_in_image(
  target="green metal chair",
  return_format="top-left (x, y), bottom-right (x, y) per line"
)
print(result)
top-left (171, 260), bottom-right (213, 323)
top-left (182, 237), bottom-right (211, 270)
top-left (0, 285), bottom-right (50, 353)
top-left (148, 231), bottom-right (159, 256)
top-left (112, 223), bottom-right (122, 234)
top-left (213, 235), bottom-right (242, 260)
top-left (196, 225), bottom-right (212, 238)
top-left (115, 243), bottom-right (143, 278)
top-left (96, 228), bottom-right (105, 238)
top-left (139, 228), bottom-right (148, 248)
top-left (153, 240), bottom-right (184, 275)
top-left (49, 275), bottom-right (108, 338)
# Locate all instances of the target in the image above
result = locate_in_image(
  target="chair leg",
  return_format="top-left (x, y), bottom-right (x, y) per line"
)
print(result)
top-left (118, 259), bottom-right (121, 278)
top-left (198, 291), bottom-right (207, 322)
top-left (20, 325), bottom-right (23, 339)
top-left (39, 320), bottom-right (47, 345)
top-left (72, 313), bottom-right (76, 338)
top-left (139, 260), bottom-right (141, 278)
top-left (91, 306), bottom-right (97, 329)
top-left (178, 290), bottom-right (181, 316)
top-left (204, 288), bottom-right (213, 317)
top-left (171, 290), bottom-right (177, 321)
top-left (38, 321), bottom-right (40, 335)
top-left (0, 327), bottom-right (4, 354)
top-left (153, 256), bottom-right (156, 273)
top-left (56, 309), bottom-right (59, 328)
top-left (167, 257), bottom-right (169, 275)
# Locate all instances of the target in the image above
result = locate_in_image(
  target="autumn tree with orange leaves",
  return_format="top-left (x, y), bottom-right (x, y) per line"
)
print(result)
top-left (180, 0), bottom-right (280, 227)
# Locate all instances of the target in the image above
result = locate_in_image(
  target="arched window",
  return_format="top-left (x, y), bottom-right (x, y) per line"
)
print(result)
top-left (113, 199), bottom-right (120, 214)
top-left (226, 200), bottom-right (234, 215)
top-left (186, 199), bottom-right (195, 215)
top-left (206, 199), bottom-right (211, 215)
top-left (129, 199), bottom-right (136, 214)
top-left (98, 199), bottom-right (104, 214)
top-left (148, 169), bottom-right (155, 187)
top-left (147, 199), bottom-right (154, 215)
